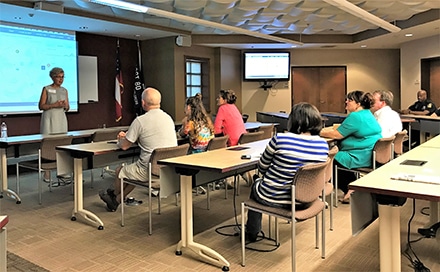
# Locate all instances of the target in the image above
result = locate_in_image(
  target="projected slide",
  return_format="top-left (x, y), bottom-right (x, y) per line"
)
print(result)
top-left (0, 23), bottom-right (78, 115)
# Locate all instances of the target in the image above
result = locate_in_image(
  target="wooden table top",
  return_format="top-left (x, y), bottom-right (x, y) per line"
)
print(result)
top-left (349, 139), bottom-right (440, 202)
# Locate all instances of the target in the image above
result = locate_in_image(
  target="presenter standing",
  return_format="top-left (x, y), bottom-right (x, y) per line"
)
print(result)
top-left (39, 67), bottom-right (69, 134)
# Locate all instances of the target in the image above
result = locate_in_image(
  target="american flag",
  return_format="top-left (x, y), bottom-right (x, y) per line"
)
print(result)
top-left (115, 40), bottom-right (123, 122)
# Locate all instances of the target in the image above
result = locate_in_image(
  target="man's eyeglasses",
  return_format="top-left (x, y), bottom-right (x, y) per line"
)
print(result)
top-left (55, 76), bottom-right (64, 79)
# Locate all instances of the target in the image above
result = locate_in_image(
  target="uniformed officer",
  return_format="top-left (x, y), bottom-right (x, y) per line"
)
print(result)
top-left (400, 90), bottom-right (437, 116)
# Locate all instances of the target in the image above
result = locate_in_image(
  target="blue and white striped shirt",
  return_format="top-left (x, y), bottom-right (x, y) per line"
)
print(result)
top-left (256, 132), bottom-right (329, 205)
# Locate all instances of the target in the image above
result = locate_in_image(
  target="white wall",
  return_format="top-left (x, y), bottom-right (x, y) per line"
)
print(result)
top-left (241, 49), bottom-right (400, 121)
top-left (400, 36), bottom-right (440, 109)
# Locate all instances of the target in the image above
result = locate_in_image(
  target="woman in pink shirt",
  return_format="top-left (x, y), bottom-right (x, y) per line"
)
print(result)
top-left (214, 89), bottom-right (246, 146)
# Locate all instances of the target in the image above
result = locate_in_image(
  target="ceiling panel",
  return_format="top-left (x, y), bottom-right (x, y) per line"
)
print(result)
top-left (0, 0), bottom-right (438, 49)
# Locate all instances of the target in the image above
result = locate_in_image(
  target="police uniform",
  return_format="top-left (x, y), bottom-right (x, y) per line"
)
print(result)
top-left (408, 99), bottom-right (437, 115)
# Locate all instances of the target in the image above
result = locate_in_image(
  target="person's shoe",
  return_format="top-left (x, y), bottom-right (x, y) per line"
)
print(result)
top-left (418, 222), bottom-right (440, 238)
top-left (245, 232), bottom-right (258, 243)
top-left (99, 190), bottom-right (119, 212)
top-left (106, 189), bottom-right (116, 197)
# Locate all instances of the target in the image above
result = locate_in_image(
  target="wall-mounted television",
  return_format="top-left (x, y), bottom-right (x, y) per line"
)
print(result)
top-left (243, 52), bottom-right (291, 89)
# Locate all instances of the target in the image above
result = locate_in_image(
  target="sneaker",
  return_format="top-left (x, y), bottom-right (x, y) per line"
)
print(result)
top-left (99, 190), bottom-right (119, 212)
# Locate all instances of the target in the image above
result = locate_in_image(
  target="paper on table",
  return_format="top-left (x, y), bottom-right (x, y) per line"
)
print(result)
top-left (391, 173), bottom-right (440, 185)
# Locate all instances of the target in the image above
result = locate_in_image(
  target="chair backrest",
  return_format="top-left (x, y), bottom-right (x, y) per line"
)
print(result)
top-left (150, 144), bottom-right (189, 177)
top-left (238, 131), bottom-right (265, 145)
top-left (325, 145), bottom-right (339, 182)
top-left (91, 129), bottom-right (120, 142)
top-left (242, 114), bottom-right (249, 123)
top-left (206, 135), bottom-right (229, 151)
top-left (41, 136), bottom-right (73, 161)
top-left (393, 130), bottom-right (407, 156)
top-left (293, 158), bottom-right (330, 203)
top-left (373, 136), bottom-right (395, 166)
top-left (258, 124), bottom-right (275, 139)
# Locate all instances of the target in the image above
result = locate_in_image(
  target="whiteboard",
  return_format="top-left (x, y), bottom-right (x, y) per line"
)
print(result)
top-left (78, 55), bottom-right (98, 103)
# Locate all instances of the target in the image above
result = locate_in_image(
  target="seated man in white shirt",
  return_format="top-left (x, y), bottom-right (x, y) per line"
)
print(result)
top-left (371, 90), bottom-right (402, 138)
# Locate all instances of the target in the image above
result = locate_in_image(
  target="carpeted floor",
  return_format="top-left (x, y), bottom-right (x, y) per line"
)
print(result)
top-left (2, 168), bottom-right (439, 271)
top-left (7, 251), bottom-right (49, 272)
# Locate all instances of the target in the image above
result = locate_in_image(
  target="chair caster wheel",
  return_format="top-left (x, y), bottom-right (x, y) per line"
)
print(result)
top-left (175, 251), bottom-right (182, 256)
top-left (0, 194), bottom-right (3, 198)
top-left (16, 200), bottom-right (21, 204)
top-left (222, 266), bottom-right (229, 271)
top-left (71, 216), bottom-right (76, 221)
top-left (98, 226), bottom-right (104, 230)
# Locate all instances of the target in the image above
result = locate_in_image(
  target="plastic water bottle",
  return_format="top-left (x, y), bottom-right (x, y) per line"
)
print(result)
top-left (1, 122), bottom-right (7, 139)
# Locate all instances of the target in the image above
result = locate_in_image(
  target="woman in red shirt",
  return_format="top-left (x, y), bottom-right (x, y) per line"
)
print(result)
top-left (214, 89), bottom-right (246, 146)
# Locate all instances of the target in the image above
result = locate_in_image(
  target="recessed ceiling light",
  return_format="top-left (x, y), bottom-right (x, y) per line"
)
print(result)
top-left (360, 45), bottom-right (367, 48)
top-left (405, 33), bottom-right (413, 37)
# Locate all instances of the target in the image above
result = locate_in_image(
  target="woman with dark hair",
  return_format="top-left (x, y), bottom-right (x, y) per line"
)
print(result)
top-left (245, 102), bottom-right (329, 242)
top-left (214, 89), bottom-right (246, 146)
top-left (320, 90), bottom-right (382, 203)
top-left (179, 96), bottom-right (214, 154)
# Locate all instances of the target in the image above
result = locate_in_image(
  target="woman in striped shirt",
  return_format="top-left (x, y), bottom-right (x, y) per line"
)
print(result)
top-left (246, 102), bottom-right (329, 242)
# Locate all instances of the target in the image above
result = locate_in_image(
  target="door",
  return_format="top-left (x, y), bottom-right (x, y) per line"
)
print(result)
top-left (292, 66), bottom-right (346, 112)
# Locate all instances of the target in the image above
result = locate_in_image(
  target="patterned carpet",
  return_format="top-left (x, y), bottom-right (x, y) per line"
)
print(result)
top-left (7, 251), bottom-right (49, 272)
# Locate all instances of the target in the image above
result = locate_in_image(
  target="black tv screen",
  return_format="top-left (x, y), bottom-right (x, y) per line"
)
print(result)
top-left (243, 52), bottom-right (290, 81)
top-left (0, 22), bottom-right (79, 115)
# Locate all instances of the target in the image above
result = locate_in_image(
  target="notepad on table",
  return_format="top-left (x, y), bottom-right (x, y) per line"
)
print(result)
top-left (391, 173), bottom-right (440, 185)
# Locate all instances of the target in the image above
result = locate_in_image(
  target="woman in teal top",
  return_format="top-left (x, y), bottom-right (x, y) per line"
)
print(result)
top-left (321, 90), bottom-right (381, 202)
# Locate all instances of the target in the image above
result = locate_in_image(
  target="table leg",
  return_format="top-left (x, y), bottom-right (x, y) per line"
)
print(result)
top-left (176, 175), bottom-right (230, 271)
top-left (419, 130), bottom-right (426, 144)
top-left (378, 204), bottom-right (401, 272)
top-left (71, 158), bottom-right (104, 230)
top-left (0, 149), bottom-right (21, 204)
top-left (429, 202), bottom-right (439, 226)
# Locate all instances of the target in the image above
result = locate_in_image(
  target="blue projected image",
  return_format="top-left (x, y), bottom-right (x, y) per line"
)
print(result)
top-left (0, 22), bottom-right (78, 115)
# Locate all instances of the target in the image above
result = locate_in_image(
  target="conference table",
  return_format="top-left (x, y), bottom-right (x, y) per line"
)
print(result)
top-left (256, 111), bottom-right (289, 132)
top-left (158, 139), bottom-right (270, 271)
top-left (56, 141), bottom-right (137, 230)
top-left (349, 135), bottom-right (440, 272)
top-left (400, 114), bottom-right (440, 144)
top-left (0, 127), bottom-right (127, 204)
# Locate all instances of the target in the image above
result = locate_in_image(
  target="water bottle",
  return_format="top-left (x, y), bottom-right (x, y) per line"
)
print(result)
top-left (1, 122), bottom-right (7, 139)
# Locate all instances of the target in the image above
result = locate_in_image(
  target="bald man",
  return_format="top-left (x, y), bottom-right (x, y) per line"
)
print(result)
top-left (401, 90), bottom-right (437, 116)
top-left (99, 87), bottom-right (177, 212)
